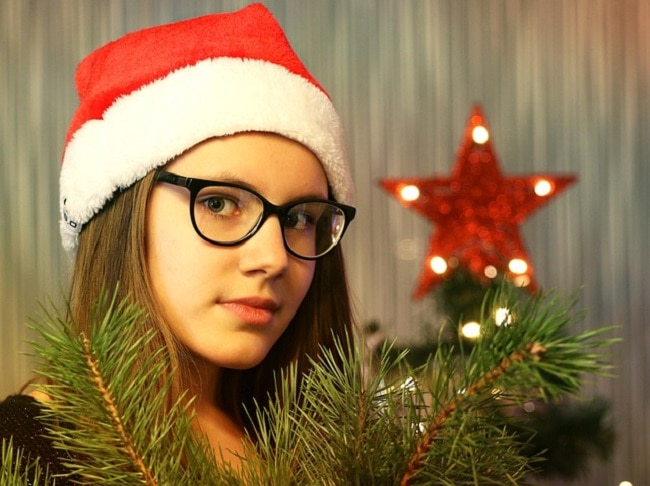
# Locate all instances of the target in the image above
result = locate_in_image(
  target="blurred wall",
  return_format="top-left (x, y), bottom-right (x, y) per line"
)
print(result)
top-left (1, 1), bottom-right (648, 484)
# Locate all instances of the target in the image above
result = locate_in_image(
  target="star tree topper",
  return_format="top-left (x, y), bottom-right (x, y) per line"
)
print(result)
top-left (380, 105), bottom-right (576, 299)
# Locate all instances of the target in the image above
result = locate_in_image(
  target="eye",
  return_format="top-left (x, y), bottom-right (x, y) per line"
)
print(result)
top-left (197, 190), bottom-right (242, 218)
top-left (284, 203), bottom-right (323, 231)
top-left (284, 211), bottom-right (312, 230)
top-left (206, 196), bottom-right (236, 214)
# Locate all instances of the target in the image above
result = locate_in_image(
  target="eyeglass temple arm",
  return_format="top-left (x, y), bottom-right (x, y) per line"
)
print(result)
top-left (154, 170), bottom-right (191, 188)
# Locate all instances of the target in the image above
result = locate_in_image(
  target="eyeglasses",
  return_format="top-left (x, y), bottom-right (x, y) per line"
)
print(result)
top-left (154, 171), bottom-right (356, 260)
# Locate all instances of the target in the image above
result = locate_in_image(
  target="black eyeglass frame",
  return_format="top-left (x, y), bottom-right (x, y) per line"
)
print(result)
top-left (154, 170), bottom-right (356, 260)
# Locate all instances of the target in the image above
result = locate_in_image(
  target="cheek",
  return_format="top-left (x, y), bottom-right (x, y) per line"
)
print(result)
top-left (146, 223), bottom-right (182, 311)
top-left (148, 234), bottom-right (181, 286)
top-left (145, 195), bottom-right (196, 311)
top-left (287, 262), bottom-right (317, 315)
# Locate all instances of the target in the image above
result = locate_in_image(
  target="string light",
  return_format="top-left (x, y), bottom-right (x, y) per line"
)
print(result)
top-left (534, 178), bottom-right (553, 196)
top-left (461, 321), bottom-right (481, 339)
top-left (429, 256), bottom-right (448, 274)
top-left (508, 258), bottom-right (528, 274)
top-left (513, 275), bottom-right (531, 287)
top-left (397, 239), bottom-right (417, 261)
top-left (399, 184), bottom-right (420, 202)
top-left (471, 125), bottom-right (489, 144)
top-left (494, 307), bottom-right (513, 326)
top-left (484, 265), bottom-right (498, 278)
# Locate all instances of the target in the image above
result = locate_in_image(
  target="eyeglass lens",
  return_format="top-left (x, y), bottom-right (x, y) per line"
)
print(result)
top-left (193, 185), bottom-right (346, 258)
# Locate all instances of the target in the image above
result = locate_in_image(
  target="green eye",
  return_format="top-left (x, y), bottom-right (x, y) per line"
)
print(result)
top-left (204, 197), bottom-right (229, 214)
top-left (285, 211), bottom-right (313, 231)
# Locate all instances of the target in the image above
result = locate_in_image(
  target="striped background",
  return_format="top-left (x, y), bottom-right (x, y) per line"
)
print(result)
top-left (1, 1), bottom-right (648, 484)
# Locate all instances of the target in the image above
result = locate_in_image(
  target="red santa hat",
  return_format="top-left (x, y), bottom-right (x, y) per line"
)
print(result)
top-left (60, 3), bottom-right (353, 255)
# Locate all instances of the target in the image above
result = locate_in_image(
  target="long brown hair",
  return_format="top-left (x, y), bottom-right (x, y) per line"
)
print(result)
top-left (68, 170), bottom-right (355, 433)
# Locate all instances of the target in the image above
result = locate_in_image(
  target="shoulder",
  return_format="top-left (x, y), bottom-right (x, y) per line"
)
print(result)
top-left (0, 393), bottom-right (52, 455)
top-left (0, 394), bottom-right (74, 483)
top-left (0, 394), bottom-right (45, 437)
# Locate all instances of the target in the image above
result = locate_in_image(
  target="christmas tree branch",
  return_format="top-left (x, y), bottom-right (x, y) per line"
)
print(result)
top-left (29, 287), bottom-right (230, 485)
top-left (80, 332), bottom-right (156, 485)
top-left (396, 286), bottom-right (617, 484)
top-left (400, 341), bottom-right (546, 485)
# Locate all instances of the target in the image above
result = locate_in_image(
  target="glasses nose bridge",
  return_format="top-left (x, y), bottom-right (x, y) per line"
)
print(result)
top-left (256, 201), bottom-right (295, 258)
top-left (246, 198), bottom-right (292, 256)
top-left (258, 197), bottom-right (291, 230)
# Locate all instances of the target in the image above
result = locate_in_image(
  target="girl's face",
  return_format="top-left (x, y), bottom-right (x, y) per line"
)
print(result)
top-left (146, 132), bottom-right (327, 370)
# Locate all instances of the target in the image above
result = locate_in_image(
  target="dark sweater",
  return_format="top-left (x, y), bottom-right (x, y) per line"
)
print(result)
top-left (0, 394), bottom-right (74, 485)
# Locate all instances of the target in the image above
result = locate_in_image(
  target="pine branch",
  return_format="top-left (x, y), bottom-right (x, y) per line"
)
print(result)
top-left (400, 342), bottom-right (546, 485)
top-left (397, 286), bottom-right (617, 484)
top-left (29, 287), bottom-right (232, 485)
top-left (80, 332), bottom-right (156, 485)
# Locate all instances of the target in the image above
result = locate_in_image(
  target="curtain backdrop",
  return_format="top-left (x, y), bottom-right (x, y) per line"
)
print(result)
top-left (1, 1), bottom-right (648, 484)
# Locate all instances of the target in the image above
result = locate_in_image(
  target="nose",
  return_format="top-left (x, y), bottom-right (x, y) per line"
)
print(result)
top-left (238, 215), bottom-right (289, 277)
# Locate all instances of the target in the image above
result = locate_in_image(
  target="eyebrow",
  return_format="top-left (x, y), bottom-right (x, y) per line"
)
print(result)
top-left (207, 173), bottom-right (258, 192)
top-left (200, 171), bottom-right (329, 201)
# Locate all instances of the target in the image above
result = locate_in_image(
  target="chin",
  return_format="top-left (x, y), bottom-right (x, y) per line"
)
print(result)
top-left (193, 333), bottom-right (284, 370)
top-left (212, 348), bottom-right (271, 370)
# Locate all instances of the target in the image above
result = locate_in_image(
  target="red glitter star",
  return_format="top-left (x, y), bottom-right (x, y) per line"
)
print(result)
top-left (380, 105), bottom-right (576, 299)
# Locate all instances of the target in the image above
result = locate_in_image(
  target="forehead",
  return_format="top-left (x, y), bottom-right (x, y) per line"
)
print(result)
top-left (166, 133), bottom-right (328, 200)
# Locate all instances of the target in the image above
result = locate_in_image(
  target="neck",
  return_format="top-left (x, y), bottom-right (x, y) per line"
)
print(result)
top-left (188, 358), bottom-right (221, 408)
top-left (187, 359), bottom-right (246, 467)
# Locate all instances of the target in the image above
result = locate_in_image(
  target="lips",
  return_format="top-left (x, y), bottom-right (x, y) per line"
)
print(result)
top-left (220, 297), bottom-right (279, 326)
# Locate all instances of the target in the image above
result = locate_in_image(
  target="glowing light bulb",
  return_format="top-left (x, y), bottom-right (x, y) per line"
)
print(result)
top-left (513, 275), bottom-right (531, 287)
top-left (484, 265), bottom-right (498, 279)
top-left (508, 258), bottom-right (528, 274)
top-left (534, 179), bottom-right (553, 196)
top-left (399, 185), bottom-right (420, 202)
top-left (619, 481), bottom-right (633, 486)
top-left (429, 256), bottom-right (448, 274)
top-left (461, 321), bottom-right (481, 339)
top-left (472, 125), bottom-right (489, 144)
top-left (397, 239), bottom-right (417, 261)
top-left (523, 401), bottom-right (536, 412)
top-left (494, 307), bottom-right (513, 326)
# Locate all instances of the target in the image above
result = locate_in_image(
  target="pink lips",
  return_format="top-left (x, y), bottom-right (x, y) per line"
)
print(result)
top-left (220, 298), bottom-right (278, 325)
